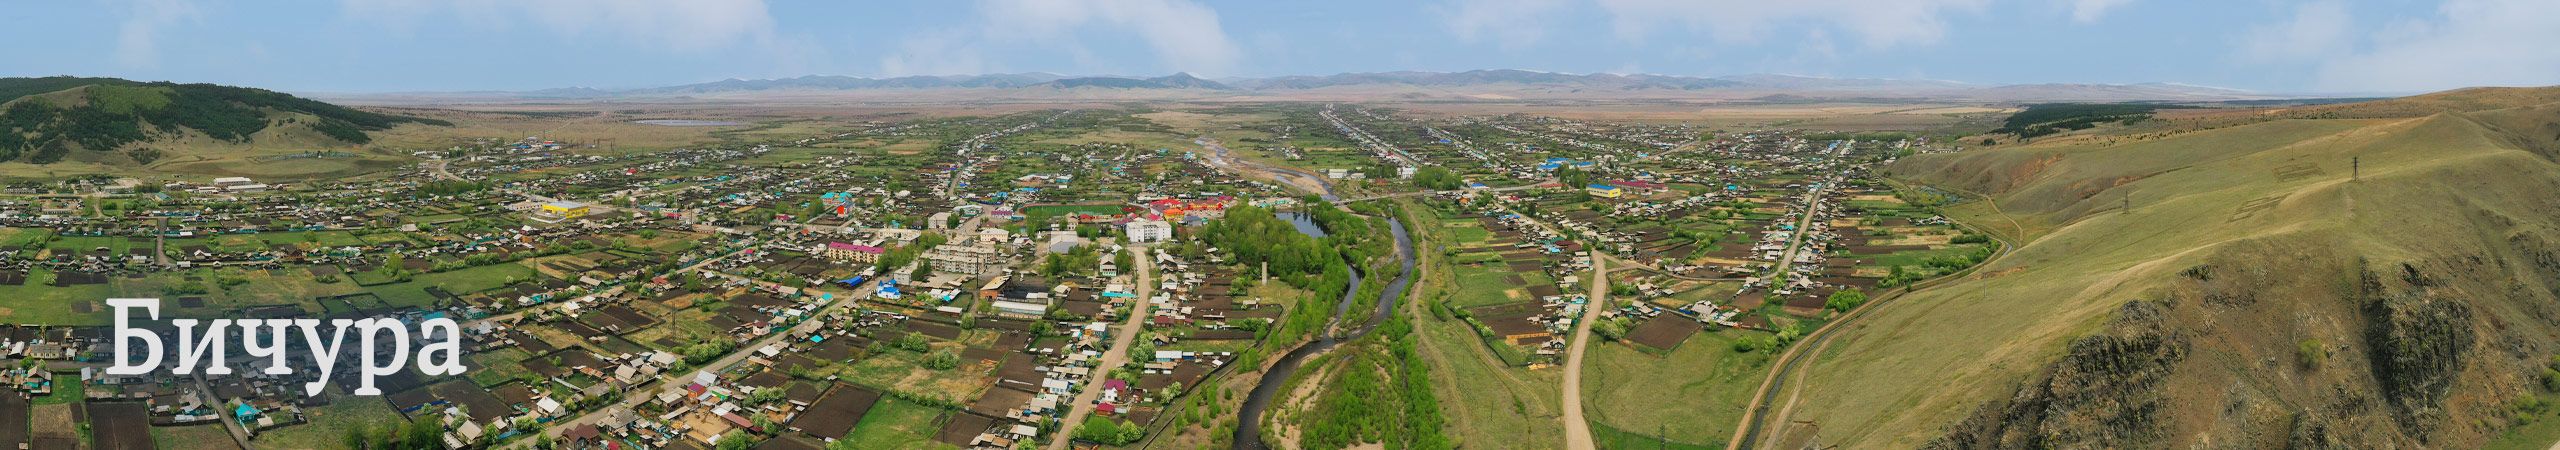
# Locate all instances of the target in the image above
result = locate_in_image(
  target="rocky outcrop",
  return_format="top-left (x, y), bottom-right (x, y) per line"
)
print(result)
top-left (1925, 299), bottom-right (2191, 449)
top-left (2360, 265), bottom-right (2476, 436)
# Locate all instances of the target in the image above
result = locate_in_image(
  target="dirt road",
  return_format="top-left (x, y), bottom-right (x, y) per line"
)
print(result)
top-left (1049, 244), bottom-right (1156, 449)
top-left (1560, 256), bottom-right (1608, 450)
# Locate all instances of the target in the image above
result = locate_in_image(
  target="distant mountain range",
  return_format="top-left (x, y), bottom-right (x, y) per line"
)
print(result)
top-left (324, 69), bottom-right (2287, 103)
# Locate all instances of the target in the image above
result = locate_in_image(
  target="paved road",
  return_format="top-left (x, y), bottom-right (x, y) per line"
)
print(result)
top-left (1559, 256), bottom-right (1608, 450)
top-left (1048, 244), bottom-right (1157, 449)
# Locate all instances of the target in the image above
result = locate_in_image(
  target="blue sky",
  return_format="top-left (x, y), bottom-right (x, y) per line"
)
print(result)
top-left (2, 0), bottom-right (2552, 95)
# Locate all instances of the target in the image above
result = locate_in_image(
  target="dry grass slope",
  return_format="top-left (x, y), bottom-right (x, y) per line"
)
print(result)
top-left (1778, 91), bottom-right (2560, 448)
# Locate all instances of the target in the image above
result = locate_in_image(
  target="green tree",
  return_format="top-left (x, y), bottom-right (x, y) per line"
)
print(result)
top-left (716, 431), bottom-right (758, 450)
top-left (1825, 289), bottom-right (1868, 312)
top-left (898, 333), bottom-right (931, 353)
top-left (1592, 319), bottom-right (1628, 341)
top-left (1073, 417), bottom-right (1140, 445)
top-left (924, 349), bottom-right (959, 370)
top-left (2297, 339), bottom-right (2327, 368)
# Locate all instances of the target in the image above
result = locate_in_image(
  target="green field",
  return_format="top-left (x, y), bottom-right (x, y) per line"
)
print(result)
top-left (0, 267), bottom-right (117, 324)
top-left (1447, 263), bottom-right (1537, 309)
top-left (1591, 420), bottom-right (1721, 450)
top-left (468, 348), bottom-right (535, 387)
top-left (151, 424), bottom-right (243, 450)
top-left (366, 262), bottom-right (538, 307)
top-left (1580, 332), bottom-right (1769, 445)
top-left (837, 398), bottom-right (955, 450)
top-left (1404, 204), bottom-right (1569, 450)
top-left (256, 398), bottom-right (405, 450)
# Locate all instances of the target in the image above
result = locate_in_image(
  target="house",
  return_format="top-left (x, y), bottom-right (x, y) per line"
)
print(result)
top-left (821, 242), bottom-right (886, 263)
top-left (542, 201), bottom-right (590, 217)
top-left (990, 298), bottom-right (1052, 319)
top-left (1125, 219), bottom-right (1172, 243)
top-left (986, 276), bottom-right (1054, 319)
top-left (1608, 180), bottom-right (1668, 195)
top-left (922, 243), bottom-right (1002, 275)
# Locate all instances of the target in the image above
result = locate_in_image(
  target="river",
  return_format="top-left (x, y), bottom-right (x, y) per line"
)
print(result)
top-left (1232, 213), bottom-right (1417, 449)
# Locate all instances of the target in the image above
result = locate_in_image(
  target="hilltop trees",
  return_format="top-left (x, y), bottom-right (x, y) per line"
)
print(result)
top-left (0, 78), bottom-right (449, 163)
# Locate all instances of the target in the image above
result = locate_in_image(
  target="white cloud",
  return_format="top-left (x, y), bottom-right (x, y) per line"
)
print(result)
top-left (2233, 1), bottom-right (2350, 63)
top-left (879, 33), bottom-right (987, 78)
top-left (875, 0), bottom-right (1244, 77)
top-left (1437, 0), bottom-right (1573, 50)
top-left (109, 0), bottom-right (202, 67)
top-left (338, 0), bottom-right (779, 52)
top-left (2067, 0), bottom-right (2137, 23)
top-left (2244, 0), bottom-right (2560, 93)
top-left (968, 0), bottom-right (1242, 76)
top-left (1591, 0), bottom-right (1993, 49)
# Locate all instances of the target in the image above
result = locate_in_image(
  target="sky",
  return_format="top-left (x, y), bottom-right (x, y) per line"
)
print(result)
top-left (1, 0), bottom-right (2553, 95)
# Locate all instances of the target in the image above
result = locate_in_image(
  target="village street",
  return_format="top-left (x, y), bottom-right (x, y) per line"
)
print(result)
top-left (193, 374), bottom-right (256, 450)
top-left (500, 276), bottom-right (875, 449)
top-left (1766, 143), bottom-right (1852, 278)
top-left (466, 237), bottom-right (767, 327)
top-left (1047, 243), bottom-right (1157, 450)
top-left (1559, 255), bottom-right (1608, 450)
top-left (428, 159), bottom-right (621, 214)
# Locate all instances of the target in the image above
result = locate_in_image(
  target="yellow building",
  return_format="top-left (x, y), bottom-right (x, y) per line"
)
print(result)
top-left (1585, 184), bottom-right (1623, 198)
top-left (539, 201), bottom-right (590, 220)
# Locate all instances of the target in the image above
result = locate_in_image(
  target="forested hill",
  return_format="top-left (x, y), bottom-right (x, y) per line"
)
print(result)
top-left (0, 76), bottom-right (448, 164)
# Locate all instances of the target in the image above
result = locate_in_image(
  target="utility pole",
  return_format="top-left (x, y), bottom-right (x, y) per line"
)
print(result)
top-left (2352, 157), bottom-right (2359, 182)
top-left (2123, 190), bottom-right (2131, 215)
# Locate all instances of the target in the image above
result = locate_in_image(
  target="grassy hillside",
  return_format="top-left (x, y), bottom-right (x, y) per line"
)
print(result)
top-left (1772, 89), bottom-right (2560, 448)
top-left (0, 76), bottom-right (448, 165)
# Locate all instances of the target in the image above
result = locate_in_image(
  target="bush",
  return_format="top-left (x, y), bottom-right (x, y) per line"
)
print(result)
top-left (1731, 336), bottom-right (1764, 353)
top-left (1592, 319), bottom-right (1628, 341)
top-left (2297, 339), bottom-right (2326, 368)
top-left (1825, 290), bottom-right (1868, 312)
top-left (1072, 416), bottom-right (1142, 445)
top-left (923, 349), bottom-right (959, 370)
top-left (897, 333), bottom-right (931, 353)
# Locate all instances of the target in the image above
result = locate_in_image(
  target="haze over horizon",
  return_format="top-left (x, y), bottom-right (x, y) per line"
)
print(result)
top-left (5, 0), bottom-right (2554, 95)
